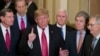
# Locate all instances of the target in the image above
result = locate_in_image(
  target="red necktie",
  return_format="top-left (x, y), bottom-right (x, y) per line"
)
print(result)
top-left (5, 29), bottom-right (11, 51)
top-left (41, 29), bottom-right (48, 56)
top-left (77, 32), bottom-right (83, 53)
top-left (21, 18), bottom-right (25, 30)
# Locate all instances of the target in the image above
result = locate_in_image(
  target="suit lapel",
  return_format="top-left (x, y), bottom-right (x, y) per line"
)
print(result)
top-left (34, 26), bottom-right (42, 55)
top-left (49, 25), bottom-right (54, 56)
top-left (0, 26), bottom-right (8, 52)
top-left (14, 15), bottom-right (20, 30)
top-left (93, 38), bottom-right (100, 52)
top-left (73, 31), bottom-right (78, 52)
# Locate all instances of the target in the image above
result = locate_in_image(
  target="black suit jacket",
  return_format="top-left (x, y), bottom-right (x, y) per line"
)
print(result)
top-left (27, 2), bottom-right (37, 25)
top-left (0, 26), bottom-right (19, 56)
top-left (65, 30), bottom-right (90, 56)
top-left (18, 24), bottom-right (65, 56)
top-left (83, 35), bottom-right (100, 56)
top-left (54, 24), bottom-right (75, 42)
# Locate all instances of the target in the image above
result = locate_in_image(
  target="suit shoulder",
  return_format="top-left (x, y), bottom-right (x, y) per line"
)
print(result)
top-left (66, 25), bottom-right (75, 31)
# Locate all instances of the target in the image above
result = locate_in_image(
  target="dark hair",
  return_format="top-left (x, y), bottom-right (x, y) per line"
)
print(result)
top-left (0, 9), bottom-right (13, 16)
top-left (75, 11), bottom-right (89, 28)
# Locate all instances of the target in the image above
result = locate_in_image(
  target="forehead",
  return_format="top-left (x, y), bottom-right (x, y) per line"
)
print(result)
top-left (76, 16), bottom-right (85, 21)
top-left (16, 1), bottom-right (25, 6)
top-left (5, 12), bottom-right (13, 16)
top-left (57, 11), bottom-right (66, 15)
top-left (89, 18), bottom-right (96, 23)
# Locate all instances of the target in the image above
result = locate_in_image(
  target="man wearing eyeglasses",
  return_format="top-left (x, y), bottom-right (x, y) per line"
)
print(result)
top-left (83, 15), bottom-right (100, 56)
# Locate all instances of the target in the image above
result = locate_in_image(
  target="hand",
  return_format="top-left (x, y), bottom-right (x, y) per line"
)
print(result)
top-left (28, 28), bottom-right (36, 43)
top-left (59, 48), bottom-right (69, 56)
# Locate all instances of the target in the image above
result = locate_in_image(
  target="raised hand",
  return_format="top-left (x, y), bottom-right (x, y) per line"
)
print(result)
top-left (28, 28), bottom-right (36, 43)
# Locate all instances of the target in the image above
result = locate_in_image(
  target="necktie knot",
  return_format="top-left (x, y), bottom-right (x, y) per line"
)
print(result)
top-left (21, 17), bottom-right (25, 30)
top-left (5, 29), bottom-right (10, 51)
top-left (6, 29), bottom-right (8, 32)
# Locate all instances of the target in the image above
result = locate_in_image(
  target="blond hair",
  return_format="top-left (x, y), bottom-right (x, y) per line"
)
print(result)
top-left (34, 8), bottom-right (49, 18)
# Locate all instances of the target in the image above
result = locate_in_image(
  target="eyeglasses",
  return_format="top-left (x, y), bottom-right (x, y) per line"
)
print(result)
top-left (87, 23), bottom-right (96, 27)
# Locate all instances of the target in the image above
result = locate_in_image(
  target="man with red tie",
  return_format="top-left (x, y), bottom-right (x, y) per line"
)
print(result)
top-left (13, 0), bottom-right (36, 31)
top-left (0, 9), bottom-right (19, 56)
top-left (18, 8), bottom-right (68, 56)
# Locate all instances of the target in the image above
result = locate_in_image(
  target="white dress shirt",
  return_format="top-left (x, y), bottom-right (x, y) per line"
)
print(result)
top-left (28, 25), bottom-right (49, 53)
top-left (0, 23), bottom-right (11, 41)
top-left (37, 25), bottom-right (49, 51)
top-left (17, 13), bottom-right (27, 30)
top-left (76, 30), bottom-right (86, 48)
top-left (57, 24), bottom-right (66, 40)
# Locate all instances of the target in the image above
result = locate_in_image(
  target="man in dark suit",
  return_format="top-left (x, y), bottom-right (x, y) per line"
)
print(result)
top-left (83, 15), bottom-right (100, 56)
top-left (13, 0), bottom-right (36, 31)
top-left (0, 9), bottom-right (19, 56)
top-left (26, 0), bottom-right (37, 25)
top-left (18, 8), bottom-right (68, 56)
top-left (54, 9), bottom-right (75, 43)
top-left (65, 11), bottom-right (90, 56)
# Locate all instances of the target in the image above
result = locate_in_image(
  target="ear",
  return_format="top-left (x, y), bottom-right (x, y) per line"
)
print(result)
top-left (0, 16), bottom-right (4, 22)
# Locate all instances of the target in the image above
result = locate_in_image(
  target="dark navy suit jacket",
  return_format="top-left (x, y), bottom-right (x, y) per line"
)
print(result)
top-left (0, 26), bottom-right (19, 56)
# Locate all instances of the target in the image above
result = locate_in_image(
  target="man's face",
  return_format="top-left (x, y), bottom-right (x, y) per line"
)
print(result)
top-left (88, 18), bottom-right (100, 36)
top-left (56, 11), bottom-right (67, 26)
top-left (35, 15), bottom-right (49, 29)
top-left (75, 16), bottom-right (85, 31)
top-left (1, 12), bottom-right (14, 27)
top-left (15, 1), bottom-right (26, 14)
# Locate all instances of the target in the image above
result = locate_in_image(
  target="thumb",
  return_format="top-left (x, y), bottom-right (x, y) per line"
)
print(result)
top-left (31, 28), bottom-right (34, 33)
top-left (59, 48), bottom-right (62, 51)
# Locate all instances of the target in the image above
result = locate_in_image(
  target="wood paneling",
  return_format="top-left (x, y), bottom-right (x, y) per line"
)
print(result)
top-left (90, 0), bottom-right (100, 16)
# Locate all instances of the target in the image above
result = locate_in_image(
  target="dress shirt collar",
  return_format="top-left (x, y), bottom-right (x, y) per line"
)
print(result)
top-left (57, 23), bottom-right (66, 29)
top-left (95, 33), bottom-right (100, 40)
top-left (0, 23), bottom-right (10, 31)
top-left (37, 25), bottom-right (49, 31)
top-left (0, 23), bottom-right (10, 40)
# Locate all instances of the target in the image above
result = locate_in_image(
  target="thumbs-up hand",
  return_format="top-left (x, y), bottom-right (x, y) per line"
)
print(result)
top-left (59, 48), bottom-right (69, 56)
top-left (28, 28), bottom-right (36, 43)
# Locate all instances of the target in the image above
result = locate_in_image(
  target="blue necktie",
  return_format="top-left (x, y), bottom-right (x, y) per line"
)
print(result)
top-left (60, 27), bottom-right (64, 39)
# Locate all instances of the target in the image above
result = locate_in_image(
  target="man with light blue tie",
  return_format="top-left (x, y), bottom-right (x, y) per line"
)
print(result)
top-left (54, 9), bottom-right (75, 42)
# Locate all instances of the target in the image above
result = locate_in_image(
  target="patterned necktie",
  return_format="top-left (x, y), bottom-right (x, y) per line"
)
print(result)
top-left (41, 29), bottom-right (48, 56)
top-left (5, 29), bottom-right (11, 51)
top-left (21, 18), bottom-right (25, 30)
top-left (77, 32), bottom-right (83, 53)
